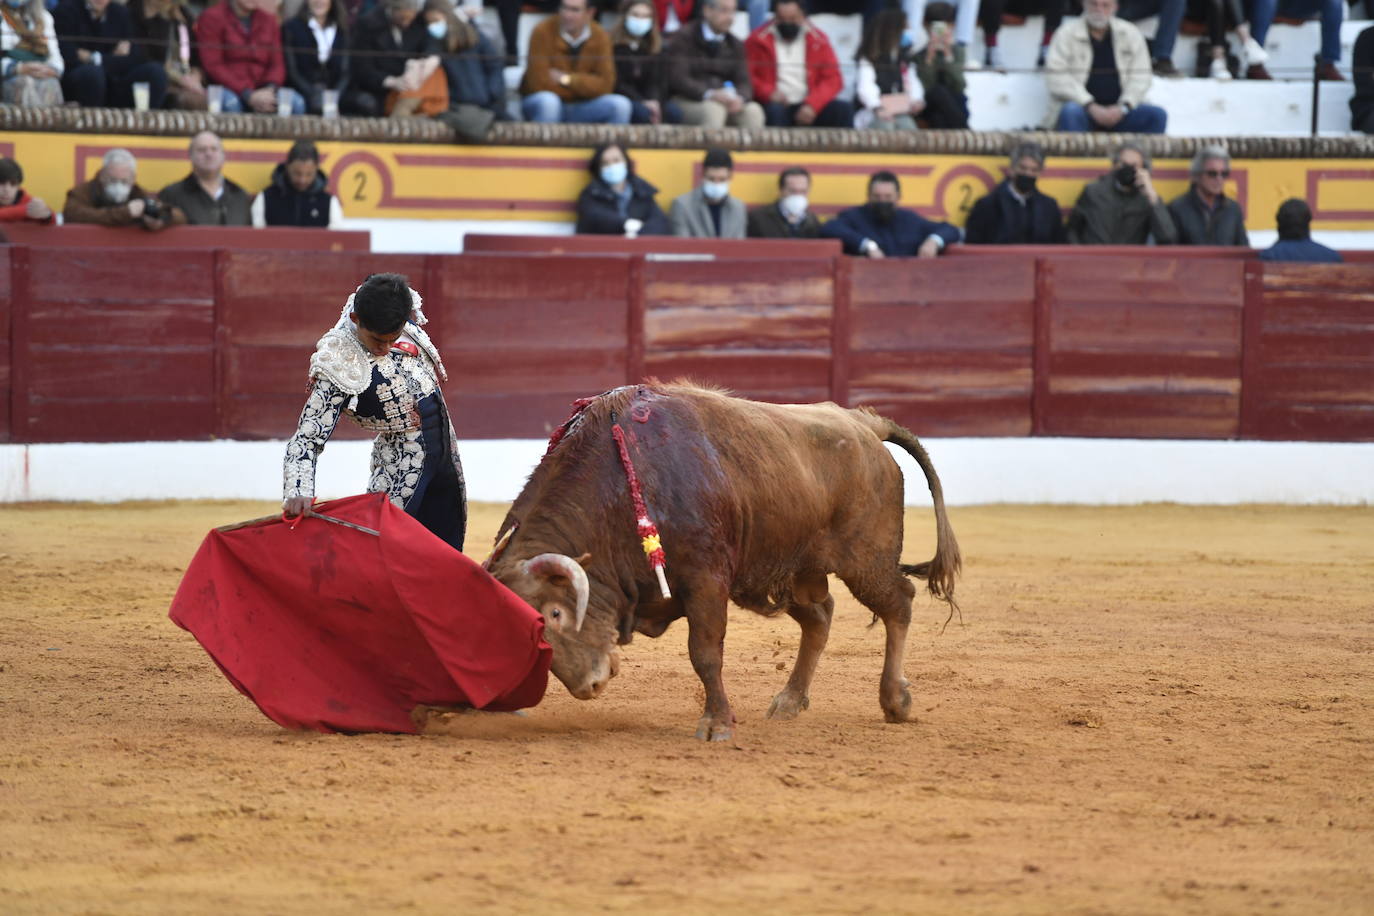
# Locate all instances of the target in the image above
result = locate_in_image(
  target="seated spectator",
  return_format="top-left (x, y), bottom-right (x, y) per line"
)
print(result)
top-left (744, 0), bottom-right (852, 128)
top-left (1167, 145), bottom-right (1248, 246)
top-left (520, 0), bottom-right (631, 123)
top-left (1189, 0), bottom-right (1265, 80)
top-left (129, 0), bottom-right (208, 110)
top-left (158, 131), bottom-right (252, 225)
top-left (1350, 24), bottom-right (1374, 129)
top-left (1249, 0), bottom-right (1343, 81)
top-left (1044, 0), bottom-right (1166, 134)
top-left (669, 148), bottom-right (746, 238)
top-left (747, 166), bottom-right (821, 238)
top-left (912, 3), bottom-right (966, 129)
top-left (612, 0), bottom-right (682, 125)
top-left (664, 0), bottom-right (765, 129)
top-left (197, 0), bottom-right (304, 114)
top-left (378, 0), bottom-right (452, 119)
top-left (1115, 0), bottom-right (1185, 76)
top-left (496, 0), bottom-right (555, 66)
top-left (63, 148), bottom-right (182, 230)
top-left (430, 0), bottom-right (506, 141)
top-left (900, 0), bottom-right (977, 68)
top-left (0, 156), bottom-right (55, 224)
top-left (1259, 198), bottom-right (1342, 263)
top-left (1066, 143), bottom-right (1177, 244)
top-left (652, 0), bottom-right (703, 34)
top-left (54, 0), bottom-right (166, 109)
top-left (283, 0), bottom-right (349, 115)
top-left (964, 141), bottom-right (1066, 245)
top-left (979, 0), bottom-right (1061, 69)
top-left (822, 169), bottom-right (960, 258)
top-left (1, 0), bottom-right (63, 107)
top-left (346, 0), bottom-right (428, 117)
top-left (854, 6), bottom-right (923, 131)
top-left (251, 140), bottom-right (343, 227)
top-left (575, 142), bottom-right (671, 236)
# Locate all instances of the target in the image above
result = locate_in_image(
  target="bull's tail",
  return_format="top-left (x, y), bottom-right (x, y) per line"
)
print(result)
top-left (877, 417), bottom-right (962, 607)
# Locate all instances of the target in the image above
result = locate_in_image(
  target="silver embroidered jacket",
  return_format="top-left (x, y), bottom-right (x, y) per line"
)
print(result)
top-left (282, 316), bottom-right (463, 508)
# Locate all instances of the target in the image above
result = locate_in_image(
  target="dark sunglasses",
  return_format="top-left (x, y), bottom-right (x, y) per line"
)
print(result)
top-left (1204, 169), bottom-right (1231, 178)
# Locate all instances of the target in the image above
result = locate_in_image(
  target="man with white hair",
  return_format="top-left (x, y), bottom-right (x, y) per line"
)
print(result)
top-left (62, 148), bottom-right (182, 230)
top-left (1167, 145), bottom-right (1248, 246)
top-left (1043, 0), bottom-right (1167, 133)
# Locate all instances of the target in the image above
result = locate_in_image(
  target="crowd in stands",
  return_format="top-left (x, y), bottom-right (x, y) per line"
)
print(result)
top-left (567, 141), bottom-right (1344, 259)
top-left (5, 0), bottom-right (1374, 132)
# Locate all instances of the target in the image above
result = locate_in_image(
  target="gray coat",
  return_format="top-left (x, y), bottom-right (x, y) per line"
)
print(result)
top-left (669, 187), bottom-right (747, 239)
top-left (1167, 188), bottom-right (1249, 246)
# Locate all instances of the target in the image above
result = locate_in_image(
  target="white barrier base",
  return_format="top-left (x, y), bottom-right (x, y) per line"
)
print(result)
top-left (0, 438), bottom-right (1369, 506)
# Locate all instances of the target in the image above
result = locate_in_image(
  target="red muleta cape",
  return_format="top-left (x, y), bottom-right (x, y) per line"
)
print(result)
top-left (169, 492), bottom-right (551, 734)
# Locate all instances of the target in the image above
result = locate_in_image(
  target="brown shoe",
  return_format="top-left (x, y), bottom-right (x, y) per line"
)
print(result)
top-left (1245, 63), bottom-right (1273, 80)
top-left (1152, 58), bottom-right (1181, 77)
top-left (1316, 61), bottom-right (1345, 81)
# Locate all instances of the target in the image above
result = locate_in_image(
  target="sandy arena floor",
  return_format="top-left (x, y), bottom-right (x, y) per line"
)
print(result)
top-left (1, 500), bottom-right (1371, 914)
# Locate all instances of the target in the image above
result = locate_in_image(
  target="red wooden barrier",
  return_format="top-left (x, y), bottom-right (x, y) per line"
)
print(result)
top-left (1, 223), bottom-right (370, 251)
top-left (0, 246), bottom-right (10, 441)
top-left (1240, 262), bottom-right (1374, 441)
top-left (948, 244), bottom-right (1254, 260)
top-left (464, 233), bottom-right (842, 258)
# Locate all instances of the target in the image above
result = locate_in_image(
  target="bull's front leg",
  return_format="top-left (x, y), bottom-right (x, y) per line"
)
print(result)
top-left (684, 586), bottom-right (734, 742)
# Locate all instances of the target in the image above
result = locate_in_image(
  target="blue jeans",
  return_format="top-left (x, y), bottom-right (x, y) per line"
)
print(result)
top-left (522, 91), bottom-right (632, 124)
top-left (221, 87), bottom-right (307, 115)
top-left (629, 98), bottom-right (683, 125)
top-left (1250, 0), bottom-right (1344, 62)
top-left (1056, 101), bottom-right (1168, 133)
top-left (1117, 0), bottom-right (1186, 59)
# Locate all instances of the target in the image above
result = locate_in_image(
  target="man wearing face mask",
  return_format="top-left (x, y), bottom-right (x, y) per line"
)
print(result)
top-left (822, 170), bottom-right (959, 258)
top-left (964, 141), bottom-right (1066, 245)
top-left (669, 148), bottom-right (747, 239)
top-left (743, 0), bottom-right (852, 127)
top-left (747, 166), bottom-right (821, 238)
top-left (62, 147), bottom-right (182, 230)
top-left (1065, 143), bottom-right (1177, 245)
top-left (1043, 0), bottom-right (1167, 133)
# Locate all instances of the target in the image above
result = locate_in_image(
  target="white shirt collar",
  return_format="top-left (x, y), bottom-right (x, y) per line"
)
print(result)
top-left (561, 24), bottom-right (591, 45)
top-left (702, 21), bottom-right (725, 42)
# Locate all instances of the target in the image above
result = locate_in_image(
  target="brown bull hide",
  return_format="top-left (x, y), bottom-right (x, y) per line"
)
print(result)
top-left (488, 382), bottom-right (961, 741)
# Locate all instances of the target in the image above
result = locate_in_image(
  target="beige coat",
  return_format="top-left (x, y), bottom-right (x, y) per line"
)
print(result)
top-left (1043, 16), bottom-right (1153, 127)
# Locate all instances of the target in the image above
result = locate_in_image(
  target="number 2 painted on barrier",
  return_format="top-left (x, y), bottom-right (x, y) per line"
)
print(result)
top-left (958, 182), bottom-right (974, 215)
top-left (352, 172), bottom-right (368, 202)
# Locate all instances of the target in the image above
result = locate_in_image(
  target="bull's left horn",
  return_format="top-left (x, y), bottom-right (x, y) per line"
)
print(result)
top-left (523, 553), bottom-right (589, 632)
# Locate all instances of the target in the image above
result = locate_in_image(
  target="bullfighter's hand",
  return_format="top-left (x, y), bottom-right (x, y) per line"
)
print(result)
top-left (283, 497), bottom-right (313, 518)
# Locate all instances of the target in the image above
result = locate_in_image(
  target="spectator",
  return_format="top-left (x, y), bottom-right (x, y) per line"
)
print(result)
top-left (251, 140), bottom-right (343, 227)
top-left (912, 3), bottom-right (966, 129)
top-left (378, 0), bottom-right (451, 119)
top-left (747, 166), bottom-right (821, 238)
top-left (964, 141), bottom-right (1066, 245)
top-left (347, 0), bottom-right (428, 117)
top-left (1115, 0), bottom-right (1185, 76)
top-left (669, 148), bottom-right (746, 238)
top-left (900, 0), bottom-right (977, 67)
top-left (1191, 0), bottom-right (1265, 80)
top-left (1259, 198), bottom-right (1342, 263)
top-left (0, 156), bottom-right (55, 224)
top-left (744, 0), bottom-right (851, 128)
top-left (664, 0), bottom-right (765, 129)
top-left (575, 142), bottom-right (671, 236)
top-left (854, 6), bottom-right (923, 131)
top-left (54, 0), bottom-right (167, 108)
top-left (611, 0), bottom-right (681, 124)
top-left (63, 148), bottom-right (182, 230)
top-left (1167, 145), bottom-right (1248, 246)
top-left (1066, 143), bottom-right (1177, 244)
top-left (652, 0), bottom-right (702, 34)
top-left (431, 0), bottom-right (506, 141)
top-left (1044, 0), bottom-right (1167, 134)
top-left (197, 0), bottom-right (304, 114)
top-left (283, 0), bottom-right (349, 115)
top-left (1, 0), bottom-right (63, 106)
top-left (1249, 0), bottom-right (1343, 81)
top-left (158, 131), bottom-right (253, 225)
top-left (129, 0), bottom-right (208, 110)
top-left (979, 0), bottom-right (1061, 69)
top-left (520, 0), bottom-right (631, 123)
top-left (1353, 25), bottom-right (1374, 131)
top-left (822, 169), bottom-right (960, 258)
top-left (495, 0), bottom-right (555, 67)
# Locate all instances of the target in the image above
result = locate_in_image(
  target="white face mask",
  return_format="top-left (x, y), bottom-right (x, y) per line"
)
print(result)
top-left (104, 180), bottom-right (132, 203)
top-left (625, 13), bottom-right (652, 36)
top-left (780, 193), bottom-right (808, 220)
top-left (702, 179), bottom-right (730, 202)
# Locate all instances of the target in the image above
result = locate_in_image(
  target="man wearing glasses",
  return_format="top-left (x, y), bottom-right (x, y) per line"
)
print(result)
top-left (520, 0), bottom-right (632, 123)
top-left (1168, 146), bottom-right (1249, 247)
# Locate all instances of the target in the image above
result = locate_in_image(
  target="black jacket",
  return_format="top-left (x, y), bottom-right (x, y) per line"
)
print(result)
top-left (575, 174), bottom-right (670, 236)
top-left (964, 181), bottom-right (1067, 245)
top-left (614, 39), bottom-right (665, 104)
top-left (350, 5), bottom-right (428, 96)
top-left (1167, 188), bottom-right (1248, 246)
top-left (54, 0), bottom-right (146, 76)
top-left (746, 203), bottom-right (821, 239)
top-left (1351, 25), bottom-right (1374, 131)
top-left (283, 16), bottom-right (350, 112)
top-left (821, 204), bottom-right (961, 256)
top-left (260, 163), bottom-right (335, 227)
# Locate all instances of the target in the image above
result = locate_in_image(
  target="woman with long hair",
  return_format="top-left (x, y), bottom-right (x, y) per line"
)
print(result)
top-left (129, 0), bottom-right (206, 109)
top-left (283, 0), bottom-right (351, 113)
top-left (429, 0), bottom-right (507, 140)
top-left (1, 0), bottom-right (64, 106)
top-left (610, 0), bottom-right (680, 124)
top-left (854, 6), bottom-right (923, 130)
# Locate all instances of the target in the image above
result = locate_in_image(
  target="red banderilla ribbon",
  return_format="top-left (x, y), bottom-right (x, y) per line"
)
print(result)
top-left (611, 423), bottom-right (671, 600)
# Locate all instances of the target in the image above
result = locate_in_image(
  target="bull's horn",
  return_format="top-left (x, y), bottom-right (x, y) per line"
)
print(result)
top-left (523, 553), bottom-right (589, 632)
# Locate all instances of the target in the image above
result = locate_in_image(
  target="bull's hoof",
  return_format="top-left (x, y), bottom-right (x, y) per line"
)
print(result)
top-left (881, 679), bottom-right (912, 723)
top-left (694, 716), bottom-right (734, 742)
top-left (766, 689), bottom-right (810, 720)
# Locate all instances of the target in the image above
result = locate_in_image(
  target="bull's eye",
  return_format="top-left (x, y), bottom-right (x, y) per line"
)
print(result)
top-left (550, 608), bottom-right (562, 619)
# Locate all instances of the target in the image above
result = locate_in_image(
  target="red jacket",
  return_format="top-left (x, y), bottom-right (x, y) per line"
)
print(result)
top-left (195, 0), bottom-right (285, 96)
top-left (744, 19), bottom-right (842, 112)
top-left (0, 189), bottom-right (56, 224)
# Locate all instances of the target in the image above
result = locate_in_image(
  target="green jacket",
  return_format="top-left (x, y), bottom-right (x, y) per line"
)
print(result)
top-left (1066, 174), bottom-right (1178, 245)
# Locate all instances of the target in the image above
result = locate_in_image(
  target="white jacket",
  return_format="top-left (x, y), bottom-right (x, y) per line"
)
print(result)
top-left (1043, 16), bottom-right (1152, 127)
top-left (1, 6), bottom-right (64, 80)
top-left (854, 58), bottom-right (923, 130)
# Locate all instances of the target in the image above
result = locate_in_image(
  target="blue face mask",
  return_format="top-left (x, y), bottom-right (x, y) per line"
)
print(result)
top-left (702, 179), bottom-right (730, 202)
top-left (625, 14), bottom-right (653, 37)
top-left (899, 30), bottom-right (914, 49)
top-left (600, 161), bottom-right (628, 186)
top-left (427, 19), bottom-right (448, 39)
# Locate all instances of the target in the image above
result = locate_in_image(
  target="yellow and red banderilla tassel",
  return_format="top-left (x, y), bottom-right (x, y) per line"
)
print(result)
top-left (612, 424), bottom-right (671, 599)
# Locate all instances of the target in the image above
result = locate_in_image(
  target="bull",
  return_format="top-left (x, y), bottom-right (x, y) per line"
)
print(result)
top-left (486, 383), bottom-right (960, 741)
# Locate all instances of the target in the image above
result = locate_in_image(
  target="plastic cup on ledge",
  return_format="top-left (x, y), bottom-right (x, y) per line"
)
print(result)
top-left (207, 84), bottom-right (224, 114)
top-left (322, 89), bottom-right (340, 119)
top-left (277, 87), bottom-right (296, 117)
top-left (132, 81), bottom-right (150, 112)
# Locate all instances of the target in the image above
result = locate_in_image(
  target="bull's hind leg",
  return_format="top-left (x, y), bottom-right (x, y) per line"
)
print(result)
top-left (768, 574), bottom-right (834, 720)
top-left (843, 570), bottom-right (918, 723)
top-left (683, 579), bottom-right (736, 742)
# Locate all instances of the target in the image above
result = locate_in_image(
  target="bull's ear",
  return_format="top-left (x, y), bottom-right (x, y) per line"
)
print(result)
top-left (617, 613), bottom-right (635, 645)
top-left (575, 552), bottom-right (592, 568)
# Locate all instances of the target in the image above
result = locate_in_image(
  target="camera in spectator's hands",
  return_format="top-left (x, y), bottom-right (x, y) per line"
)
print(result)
top-left (142, 197), bottom-right (163, 220)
